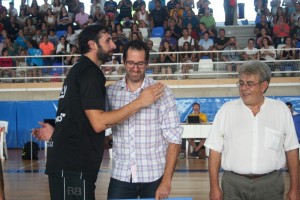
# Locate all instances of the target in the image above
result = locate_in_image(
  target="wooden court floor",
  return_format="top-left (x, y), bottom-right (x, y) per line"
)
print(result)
top-left (1, 149), bottom-right (295, 200)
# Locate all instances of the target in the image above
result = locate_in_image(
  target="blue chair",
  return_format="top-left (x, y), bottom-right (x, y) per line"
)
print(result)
top-left (151, 27), bottom-right (164, 38)
top-left (56, 30), bottom-right (66, 39)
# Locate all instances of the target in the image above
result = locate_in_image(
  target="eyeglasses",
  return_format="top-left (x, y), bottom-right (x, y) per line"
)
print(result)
top-left (125, 61), bottom-right (147, 69)
top-left (236, 81), bottom-right (261, 88)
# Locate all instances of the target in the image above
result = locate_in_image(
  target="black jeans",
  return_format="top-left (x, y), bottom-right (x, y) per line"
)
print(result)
top-left (107, 176), bottom-right (162, 199)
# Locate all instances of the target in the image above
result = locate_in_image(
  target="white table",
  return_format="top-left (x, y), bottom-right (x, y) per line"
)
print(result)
top-left (181, 124), bottom-right (212, 157)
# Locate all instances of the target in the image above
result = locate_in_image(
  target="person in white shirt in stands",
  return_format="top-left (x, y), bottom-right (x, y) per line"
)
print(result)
top-left (242, 38), bottom-right (259, 61)
top-left (178, 27), bottom-right (194, 51)
top-left (286, 102), bottom-right (299, 116)
top-left (205, 60), bottom-right (299, 200)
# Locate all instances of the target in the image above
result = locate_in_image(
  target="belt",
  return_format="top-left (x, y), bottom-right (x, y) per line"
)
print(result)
top-left (230, 170), bottom-right (277, 179)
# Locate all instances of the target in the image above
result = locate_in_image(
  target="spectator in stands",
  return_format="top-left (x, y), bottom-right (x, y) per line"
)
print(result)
top-left (27, 39), bottom-right (44, 81)
top-left (20, 0), bottom-right (30, 16)
top-left (242, 38), bottom-right (259, 61)
top-left (160, 29), bottom-right (177, 51)
top-left (182, 0), bottom-right (195, 11)
top-left (167, 17), bottom-right (182, 40)
top-left (9, 16), bottom-right (20, 39)
top-left (65, 25), bottom-right (78, 47)
top-left (182, 9), bottom-right (199, 29)
top-left (102, 14), bottom-right (115, 33)
top-left (129, 32), bottom-right (142, 41)
top-left (187, 22), bottom-right (198, 48)
top-left (259, 37), bottom-right (276, 70)
top-left (134, 4), bottom-right (149, 28)
top-left (293, 17), bottom-right (300, 41)
top-left (29, 6), bottom-right (43, 28)
top-left (254, 14), bottom-right (273, 38)
top-left (8, 2), bottom-right (18, 18)
top-left (286, 102), bottom-right (299, 115)
top-left (256, 27), bottom-right (273, 49)
top-left (116, 0), bottom-right (132, 23)
top-left (170, 8), bottom-right (183, 28)
top-left (178, 27), bottom-right (195, 51)
top-left (93, 5), bottom-right (104, 25)
top-left (75, 6), bottom-right (89, 29)
top-left (52, 0), bottom-right (62, 17)
top-left (187, 102), bottom-right (208, 157)
top-left (15, 48), bottom-right (28, 81)
top-left (104, 0), bottom-right (118, 20)
top-left (180, 41), bottom-right (196, 79)
top-left (68, 0), bottom-right (84, 19)
top-left (198, 31), bottom-right (213, 59)
top-left (167, 0), bottom-right (177, 11)
top-left (48, 29), bottom-right (59, 46)
top-left (148, 0), bottom-right (156, 12)
top-left (17, 9), bottom-right (28, 29)
top-left (90, 0), bottom-right (101, 16)
top-left (111, 31), bottom-right (125, 64)
top-left (41, 22), bottom-right (49, 36)
top-left (200, 8), bottom-right (215, 30)
top-left (40, 0), bottom-right (52, 16)
top-left (221, 36), bottom-right (241, 73)
top-left (290, 1), bottom-right (300, 29)
top-left (255, 0), bottom-right (268, 14)
top-left (196, 0), bottom-right (204, 11)
top-left (101, 51), bottom-right (120, 75)
top-left (115, 23), bottom-right (128, 44)
top-left (30, 0), bottom-right (40, 14)
top-left (56, 6), bottom-right (72, 31)
top-left (223, 0), bottom-right (234, 26)
top-left (130, 23), bottom-right (143, 40)
top-left (273, 15), bottom-right (290, 48)
top-left (64, 45), bottom-right (79, 67)
top-left (199, 0), bottom-right (213, 18)
top-left (44, 8), bottom-right (56, 30)
top-left (279, 36), bottom-right (296, 76)
top-left (32, 28), bottom-right (43, 44)
top-left (24, 18), bottom-right (36, 37)
top-left (4, 36), bottom-right (19, 56)
top-left (214, 29), bottom-right (230, 56)
top-left (39, 34), bottom-right (55, 72)
top-left (56, 36), bottom-right (71, 55)
top-left (15, 29), bottom-right (28, 50)
top-left (132, 0), bottom-right (146, 12)
top-left (149, 0), bottom-right (169, 29)
top-left (160, 40), bottom-right (177, 78)
top-left (0, 48), bottom-right (15, 80)
top-left (147, 39), bottom-right (160, 76)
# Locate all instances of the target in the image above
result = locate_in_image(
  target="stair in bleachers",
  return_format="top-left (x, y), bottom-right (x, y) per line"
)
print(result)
top-left (216, 25), bottom-right (256, 48)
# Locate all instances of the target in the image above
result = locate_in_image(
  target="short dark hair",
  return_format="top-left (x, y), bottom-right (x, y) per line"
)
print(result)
top-left (286, 102), bottom-right (292, 107)
top-left (78, 25), bottom-right (108, 54)
top-left (192, 102), bottom-right (200, 107)
top-left (123, 40), bottom-right (150, 63)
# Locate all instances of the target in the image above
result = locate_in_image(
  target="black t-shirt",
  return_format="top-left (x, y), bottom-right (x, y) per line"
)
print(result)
top-left (46, 56), bottom-right (106, 181)
top-left (214, 37), bottom-right (230, 50)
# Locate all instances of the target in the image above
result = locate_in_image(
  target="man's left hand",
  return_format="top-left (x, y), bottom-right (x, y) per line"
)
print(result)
top-left (286, 188), bottom-right (300, 200)
top-left (155, 181), bottom-right (171, 200)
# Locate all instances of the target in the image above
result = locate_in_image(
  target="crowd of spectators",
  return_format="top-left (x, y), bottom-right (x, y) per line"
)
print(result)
top-left (0, 0), bottom-right (298, 82)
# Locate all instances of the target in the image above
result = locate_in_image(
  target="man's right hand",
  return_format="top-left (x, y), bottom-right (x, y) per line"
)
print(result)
top-left (138, 82), bottom-right (164, 107)
top-left (32, 122), bottom-right (54, 141)
top-left (210, 186), bottom-right (223, 200)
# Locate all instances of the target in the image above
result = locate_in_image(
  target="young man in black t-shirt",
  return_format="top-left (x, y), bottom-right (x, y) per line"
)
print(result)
top-left (32, 25), bottom-right (164, 200)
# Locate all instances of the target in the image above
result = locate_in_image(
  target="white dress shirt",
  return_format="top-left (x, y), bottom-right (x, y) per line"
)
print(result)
top-left (205, 97), bottom-right (299, 174)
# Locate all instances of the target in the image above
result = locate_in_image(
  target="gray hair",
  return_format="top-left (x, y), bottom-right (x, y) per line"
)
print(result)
top-left (238, 61), bottom-right (271, 84)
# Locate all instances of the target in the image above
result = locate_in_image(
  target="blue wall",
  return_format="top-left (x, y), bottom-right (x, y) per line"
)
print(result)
top-left (1, 96), bottom-right (299, 148)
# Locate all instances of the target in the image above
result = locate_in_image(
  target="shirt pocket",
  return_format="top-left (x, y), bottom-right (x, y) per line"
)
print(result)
top-left (264, 127), bottom-right (283, 151)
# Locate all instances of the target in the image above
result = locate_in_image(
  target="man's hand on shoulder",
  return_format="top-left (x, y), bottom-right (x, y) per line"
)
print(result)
top-left (139, 82), bottom-right (164, 107)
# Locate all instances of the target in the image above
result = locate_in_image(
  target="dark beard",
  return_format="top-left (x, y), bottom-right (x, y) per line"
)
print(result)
top-left (96, 43), bottom-right (110, 62)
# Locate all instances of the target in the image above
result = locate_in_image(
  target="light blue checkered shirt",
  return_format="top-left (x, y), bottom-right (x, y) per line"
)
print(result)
top-left (106, 76), bottom-right (183, 183)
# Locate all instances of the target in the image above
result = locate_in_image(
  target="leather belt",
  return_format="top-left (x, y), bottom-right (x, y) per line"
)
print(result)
top-left (230, 170), bottom-right (277, 179)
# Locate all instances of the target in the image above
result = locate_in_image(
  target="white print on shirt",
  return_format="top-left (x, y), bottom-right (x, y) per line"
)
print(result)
top-left (56, 113), bottom-right (66, 123)
top-left (59, 86), bottom-right (67, 99)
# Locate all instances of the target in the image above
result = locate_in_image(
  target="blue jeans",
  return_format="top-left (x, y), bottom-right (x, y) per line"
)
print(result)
top-left (107, 176), bottom-right (162, 199)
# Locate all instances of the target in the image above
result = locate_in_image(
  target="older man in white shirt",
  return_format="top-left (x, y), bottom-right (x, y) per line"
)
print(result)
top-left (205, 61), bottom-right (299, 200)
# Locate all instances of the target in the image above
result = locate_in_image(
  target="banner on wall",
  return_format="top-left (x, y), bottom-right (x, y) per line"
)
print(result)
top-left (0, 96), bottom-right (299, 148)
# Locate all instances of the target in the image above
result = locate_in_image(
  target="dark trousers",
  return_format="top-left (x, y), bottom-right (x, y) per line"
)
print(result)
top-left (48, 171), bottom-right (96, 200)
top-left (107, 176), bottom-right (162, 199)
top-left (224, 0), bottom-right (234, 26)
top-left (222, 171), bottom-right (284, 200)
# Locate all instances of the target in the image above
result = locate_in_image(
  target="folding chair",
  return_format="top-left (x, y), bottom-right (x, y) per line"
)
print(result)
top-left (151, 27), bottom-right (164, 38)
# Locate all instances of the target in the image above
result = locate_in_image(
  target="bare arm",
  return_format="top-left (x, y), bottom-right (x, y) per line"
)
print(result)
top-left (285, 149), bottom-right (300, 200)
top-left (85, 82), bottom-right (164, 133)
top-left (209, 149), bottom-right (223, 200)
top-left (155, 143), bottom-right (181, 199)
